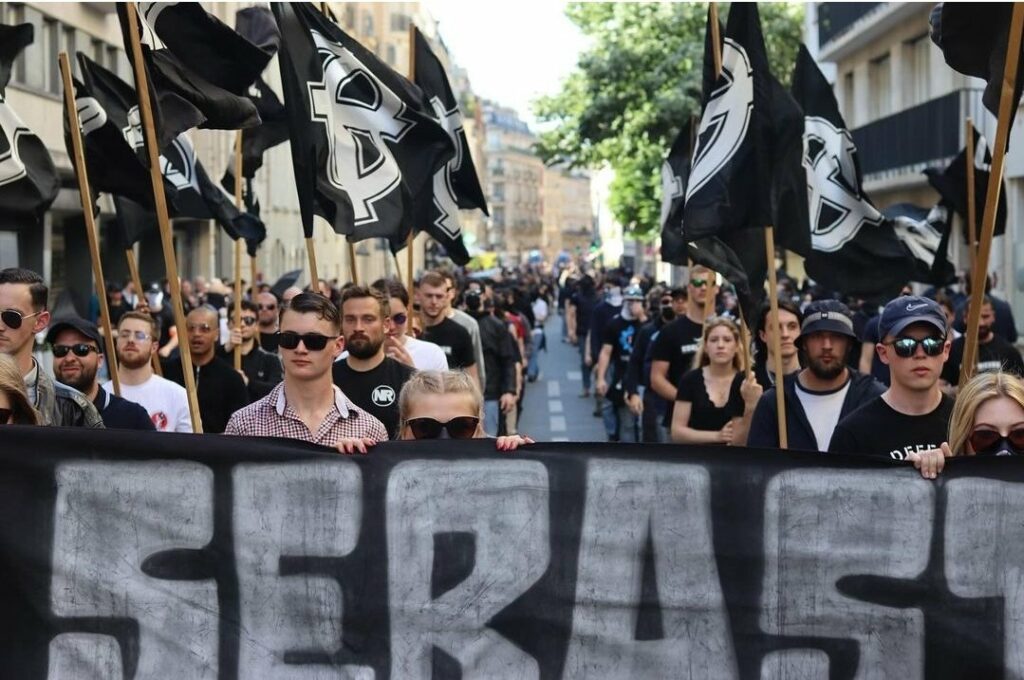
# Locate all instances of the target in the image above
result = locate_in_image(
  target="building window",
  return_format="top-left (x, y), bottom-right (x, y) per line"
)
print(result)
top-left (390, 13), bottom-right (409, 32)
top-left (362, 12), bottom-right (374, 37)
top-left (842, 71), bottom-right (855, 125)
top-left (493, 183), bottom-right (505, 201)
top-left (904, 33), bottom-right (931, 108)
top-left (385, 44), bottom-right (396, 67)
top-left (868, 53), bottom-right (891, 120)
top-left (344, 5), bottom-right (355, 29)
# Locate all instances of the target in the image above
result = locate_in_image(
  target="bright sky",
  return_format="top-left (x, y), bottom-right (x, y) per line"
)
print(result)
top-left (423, 0), bottom-right (588, 130)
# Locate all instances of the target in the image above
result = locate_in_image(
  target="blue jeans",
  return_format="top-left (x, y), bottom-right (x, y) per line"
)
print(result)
top-left (579, 340), bottom-right (591, 390)
top-left (527, 327), bottom-right (544, 380)
top-left (484, 400), bottom-right (501, 437)
top-left (602, 392), bottom-right (638, 442)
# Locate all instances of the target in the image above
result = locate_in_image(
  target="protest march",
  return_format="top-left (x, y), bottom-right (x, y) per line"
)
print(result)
top-left (4, 1), bottom-right (1024, 677)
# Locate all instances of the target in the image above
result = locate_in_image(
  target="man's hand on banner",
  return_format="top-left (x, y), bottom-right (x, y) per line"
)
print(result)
top-left (336, 437), bottom-right (378, 455)
top-left (907, 442), bottom-right (951, 479)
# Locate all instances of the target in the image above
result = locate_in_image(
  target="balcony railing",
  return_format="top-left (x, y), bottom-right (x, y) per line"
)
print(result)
top-left (817, 3), bottom-right (882, 48)
top-left (851, 89), bottom-right (977, 179)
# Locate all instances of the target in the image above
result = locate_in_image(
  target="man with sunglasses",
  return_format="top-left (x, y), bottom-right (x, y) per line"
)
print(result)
top-left (331, 286), bottom-right (416, 439)
top-left (223, 300), bottom-right (283, 401)
top-left (829, 296), bottom-right (954, 459)
top-left (163, 306), bottom-right (249, 434)
top-left (48, 317), bottom-right (154, 431)
top-left (941, 295), bottom-right (1024, 389)
top-left (226, 293), bottom-right (388, 450)
top-left (255, 292), bottom-right (282, 353)
top-left (0, 267), bottom-right (103, 428)
top-left (372, 279), bottom-right (448, 371)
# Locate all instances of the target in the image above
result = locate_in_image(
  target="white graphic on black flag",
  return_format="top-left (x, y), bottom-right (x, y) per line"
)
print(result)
top-left (0, 96), bottom-right (29, 187)
top-left (660, 160), bottom-right (685, 227)
top-left (428, 94), bottom-right (464, 240)
top-left (307, 29), bottom-right (415, 227)
top-left (686, 38), bottom-right (753, 201)
top-left (803, 115), bottom-right (883, 253)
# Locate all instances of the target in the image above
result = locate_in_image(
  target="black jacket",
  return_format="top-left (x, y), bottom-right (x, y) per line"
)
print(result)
top-left (240, 346), bottom-right (283, 400)
top-left (748, 368), bottom-right (885, 451)
top-left (162, 354), bottom-right (250, 434)
top-left (474, 312), bottom-right (517, 400)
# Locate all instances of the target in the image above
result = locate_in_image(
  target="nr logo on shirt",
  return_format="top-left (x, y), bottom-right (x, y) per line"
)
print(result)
top-left (372, 385), bottom-right (396, 407)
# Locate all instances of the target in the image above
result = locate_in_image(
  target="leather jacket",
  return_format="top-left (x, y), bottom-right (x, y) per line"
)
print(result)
top-left (32, 363), bottom-right (104, 428)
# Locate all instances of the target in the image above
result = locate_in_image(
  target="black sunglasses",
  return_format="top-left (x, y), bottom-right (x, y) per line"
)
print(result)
top-left (0, 408), bottom-right (11, 424)
top-left (239, 317), bottom-right (257, 326)
top-left (391, 312), bottom-right (408, 325)
top-left (888, 336), bottom-right (945, 358)
top-left (1, 309), bottom-right (42, 330)
top-left (969, 428), bottom-right (1024, 456)
top-left (406, 416), bottom-right (480, 440)
top-left (52, 343), bottom-right (99, 358)
top-left (277, 331), bottom-right (337, 351)
top-left (258, 303), bottom-right (277, 311)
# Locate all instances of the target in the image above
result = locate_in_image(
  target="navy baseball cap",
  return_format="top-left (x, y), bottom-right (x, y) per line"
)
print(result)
top-left (878, 295), bottom-right (947, 339)
top-left (798, 300), bottom-right (857, 341)
top-left (46, 316), bottom-right (103, 348)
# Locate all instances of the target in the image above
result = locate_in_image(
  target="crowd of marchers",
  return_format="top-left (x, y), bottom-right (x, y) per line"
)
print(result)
top-left (2, 262), bottom-right (1023, 476)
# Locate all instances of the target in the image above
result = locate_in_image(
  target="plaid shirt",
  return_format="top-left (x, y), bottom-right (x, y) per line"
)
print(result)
top-left (224, 382), bottom-right (387, 445)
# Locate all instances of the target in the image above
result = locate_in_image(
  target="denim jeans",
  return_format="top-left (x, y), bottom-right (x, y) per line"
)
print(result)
top-left (578, 341), bottom-right (592, 390)
top-left (601, 392), bottom-right (639, 442)
top-left (483, 400), bottom-right (501, 437)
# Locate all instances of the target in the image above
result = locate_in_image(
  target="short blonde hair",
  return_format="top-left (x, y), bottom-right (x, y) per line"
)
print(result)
top-left (398, 370), bottom-right (483, 424)
top-left (948, 371), bottom-right (1024, 454)
top-left (0, 353), bottom-right (40, 425)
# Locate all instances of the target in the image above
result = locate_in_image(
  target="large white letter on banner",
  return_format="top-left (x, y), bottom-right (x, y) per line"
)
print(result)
top-left (233, 462), bottom-right (373, 680)
top-left (944, 479), bottom-right (1024, 677)
top-left (760, 470), bottom-right (933, 680)
top-left (48, 462), bottom-right (217, 680)
top-left (387, 460), bottom-right (549, 679)
top-left (564, 461), bottom-right (736, 679)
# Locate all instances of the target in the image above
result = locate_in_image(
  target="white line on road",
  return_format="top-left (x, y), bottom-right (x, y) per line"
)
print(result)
top-left (567, 370), bottom-right (582, 382)
top-left (547, 381), bottom-right (561, 398)
top-left (549, 399), bottom-right (563, 413)
top-left (550, 416), bottom-right (567, 432)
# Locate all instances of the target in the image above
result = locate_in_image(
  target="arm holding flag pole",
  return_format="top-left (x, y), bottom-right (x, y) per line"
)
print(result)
top-left (233, 130), bottom-right (243, 372)
top-left (123, 1), bottom-right (203, 433)
top-left (59, 52), bottom-right (121, 397)
top-left (961, 3), bottom-right (1024, 387)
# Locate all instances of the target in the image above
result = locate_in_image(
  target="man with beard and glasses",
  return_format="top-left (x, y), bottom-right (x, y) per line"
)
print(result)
top-left (332, 286), bottom-right (416, 439)
top-left (831, 296), bottom-right (954, 460)
top-left (255, 291), bottom-right (282, 353)
top-left (749, 300), bottom-right (885, 451)
top-left (223, 300), bottom-right (283, 401)
top-left (163, 306), bottom-right (249, 434)
top-left (226, 293), bottom-right (388, 452)
top-left (49, 317), bottom-right (153, 430)
top-left (942, 295), bottom-right (1024, 389)
top-left (105, 311), bottom-right (191, 432)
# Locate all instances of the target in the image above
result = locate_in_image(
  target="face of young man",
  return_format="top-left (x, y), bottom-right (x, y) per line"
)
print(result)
top-left (186, 309), bottom-right (219, 360)
top-left (877, 322), bottom-right (950, 392)
top-left (802, 331), bottom-right (850, 381)
top-left (116, 318), bottom-right (155, 370)
top-left (419, 283), bottom-right (448, 322)
top-left (0, 283), bottom-right (48, 362)
top-left (979, 303), bottom-right (996, 341)
top-left (256, 293), bottom-right (279, 328)
top-left (52, 328), bottom-right (101, 394)
top-left (760, 309), bottom-right (801, 361)
top-left (342, 296), bottom-right (389, 360)
top-left (279, 310), bottom-right (343, 381)
top-left (687, 270), bottom-right (713, 309)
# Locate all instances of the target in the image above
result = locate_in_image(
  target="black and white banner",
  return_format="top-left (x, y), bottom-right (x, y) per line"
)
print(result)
top-left (2, 426), bottom-right (1020, 678)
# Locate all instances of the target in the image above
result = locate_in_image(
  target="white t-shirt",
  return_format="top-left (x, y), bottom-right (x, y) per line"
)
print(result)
top-left (532, 298), bottom-right (549, 323)
top-left (795, 378), bottom-right (851, 451)
top-left (103, 375), bottom-right (193, 433)
top-left (405, 336), bottom-right (449, 372)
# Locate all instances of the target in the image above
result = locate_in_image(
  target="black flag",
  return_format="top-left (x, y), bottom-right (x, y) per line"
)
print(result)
top-left (272, 2), bottom-right (454, 241)
top-left (409, 26), bottom-right (489, 265)
top-left (931, 3), bottom-right (1024, 134)
top-left (221, 168), bottom-right (266, 258)
top-left (682, 3), bottom-right (773, 240)
top-left (232, 7), bottom-right (288, 178)
top-left (659, 120), bottom-right (693, 265)
top-left (0, 23), bottom-right (59, 230)
top-left (783, 45), bottom-right (915, 300)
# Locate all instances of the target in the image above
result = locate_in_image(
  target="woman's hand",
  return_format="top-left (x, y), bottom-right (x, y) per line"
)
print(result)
top-left (496, 434), bottom-right (534, 452)
top-left (740, 373), bottom-right (763, 407)
top-left (336, 437), bottom-right (377, 455)
top-left (907, 442), bottom-right (951, 479)
top-left (717, 421), bottom-right (735, 444)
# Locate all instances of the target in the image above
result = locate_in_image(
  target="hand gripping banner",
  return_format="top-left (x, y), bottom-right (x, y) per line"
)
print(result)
top-left (0, 426), bottom-right (1017, 678)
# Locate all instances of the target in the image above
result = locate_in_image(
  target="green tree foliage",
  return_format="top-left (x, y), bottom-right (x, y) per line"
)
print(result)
top-left (534, 2), bottom-right (804, 239)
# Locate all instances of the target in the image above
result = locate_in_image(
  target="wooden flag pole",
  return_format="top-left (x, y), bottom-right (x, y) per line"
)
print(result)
top-left (406, 231), bottom-right (415, 295)
top-left (124, 247), bottom-right (162, 376)
top-left (765, 226), bottom-right (788, 447)
top-left (961, 4), bottom-right (1024, 387)
top-left (709, 3), bottom-right (722, 78)
top-left (961, 117), bottom-right (979, 383)
top-left (232, 130), bottom-right (244, 371)
top-left (59, 52), bottom-right (121, 396)
top-left (305, 237), bottom-right (320, 292)
top-left (124, 1), bottom-right (203, 433)
top-left (348, 241), bottom-right (358, 285)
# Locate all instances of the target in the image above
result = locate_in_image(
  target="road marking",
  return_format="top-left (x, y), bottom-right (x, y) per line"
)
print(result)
top-left (547, 381), bottom-right (560, 398)
top-left (550, 416), bottom-right (566, 432)
top-left (549, 399), bottom-right (563, 413)
top-left (552, 436), bottom-right (569, 442)
top-left (567, 370), bottom-right (582, 382)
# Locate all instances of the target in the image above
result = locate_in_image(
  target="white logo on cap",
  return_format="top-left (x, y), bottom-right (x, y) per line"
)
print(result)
top-left (905, 302), bottom-right (930, 312)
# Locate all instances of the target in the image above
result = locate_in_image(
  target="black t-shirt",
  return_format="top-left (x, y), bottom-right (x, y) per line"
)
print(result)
top-left (162, 354), bottom-right (250, 434)
top-left (259, 331), bottom-right (280, 354)
top-left (941, 335), bottom-right (1024, 385)
top-left (675, 368), bottom-right (745, 435)
top-left (828, 394), bottom-right (955, 460)
top-left (422, 318), bottom-right (476, 370)
top-left (332, 356), bottom-right (416, 439)
top-left (651, 316), bottom-right (704, 425)
top-left (602, 315), bottom-right (643, 392)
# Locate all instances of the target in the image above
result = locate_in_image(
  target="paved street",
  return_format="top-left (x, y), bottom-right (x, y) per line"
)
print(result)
top-left (517, 315), bottom-right (608, 442)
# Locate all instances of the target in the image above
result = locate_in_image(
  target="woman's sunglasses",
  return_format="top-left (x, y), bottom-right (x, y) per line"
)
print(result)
top-left (406, 416), bottom-right (479, 440)
top-left (887, 336), bottom-right (945, 358)
top-left (969, 428), bottom-right (1024, 456)
top-left (1, 309), bottom-right (42, 330)
top-left (391, 312), bottom-right (408, 325)
top-left (277, 331), bottom-right (337, 351)
top-left (52, 343), bottom-right (99, 359)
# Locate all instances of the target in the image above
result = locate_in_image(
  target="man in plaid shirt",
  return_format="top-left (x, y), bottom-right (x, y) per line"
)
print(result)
top-left (225, 293), bottom-right (387, 453)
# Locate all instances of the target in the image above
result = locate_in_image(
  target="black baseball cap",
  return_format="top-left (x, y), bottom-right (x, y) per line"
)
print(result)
top-left (46, 316), bottom-right (103, 349)
top-left (878, 295), bottom-right (947, 339)
top-left (798, 300), bottom-right (857, 341)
